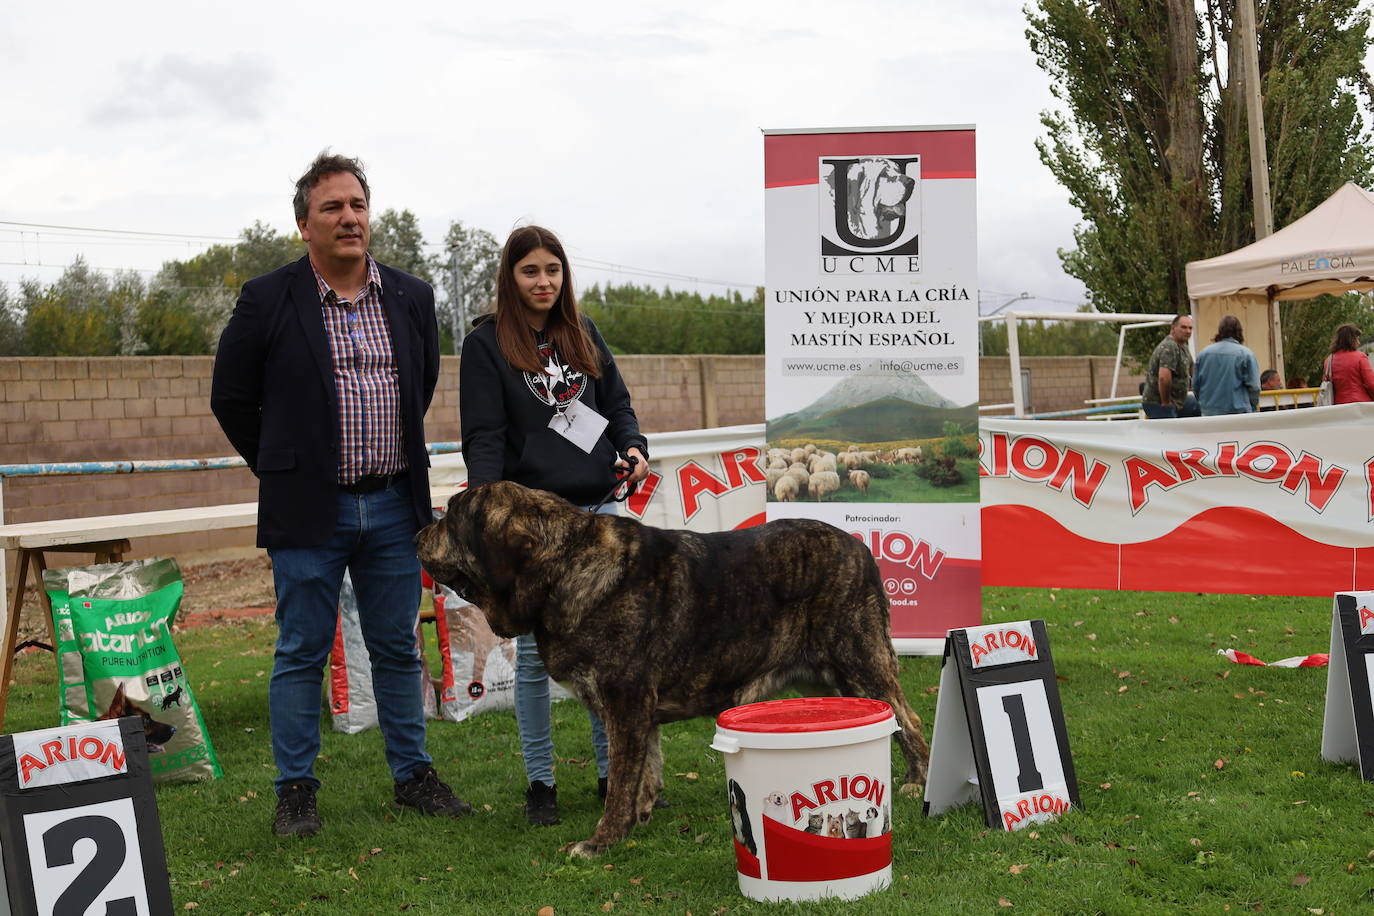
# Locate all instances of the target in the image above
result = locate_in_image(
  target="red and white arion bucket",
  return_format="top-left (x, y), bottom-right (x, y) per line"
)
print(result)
top-left (711, 697), bottom-right (897, 902)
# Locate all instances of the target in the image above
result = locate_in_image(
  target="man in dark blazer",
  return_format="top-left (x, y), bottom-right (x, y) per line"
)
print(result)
top-left (211, 152), bottom-right (469, 837)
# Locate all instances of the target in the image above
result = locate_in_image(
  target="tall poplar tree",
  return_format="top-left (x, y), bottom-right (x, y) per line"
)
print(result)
top-left (1026, 0), bottom-right (1374, 369)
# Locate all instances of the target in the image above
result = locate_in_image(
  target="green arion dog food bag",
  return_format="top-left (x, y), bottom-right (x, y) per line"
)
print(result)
top-left (44, 557), bottom-right (222, 783)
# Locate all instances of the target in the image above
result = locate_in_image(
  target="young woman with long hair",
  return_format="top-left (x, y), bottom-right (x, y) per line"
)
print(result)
top-left (459, 225), bottom-right (649, 825)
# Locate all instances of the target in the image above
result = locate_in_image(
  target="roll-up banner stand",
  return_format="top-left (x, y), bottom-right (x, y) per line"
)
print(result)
top-left (923, 620), bottom-right (1079, 831)
top-left (0, 717), bottom-right (173, 915)
top-left (763, 125), bottom-right (982, 653)
top-left (1321, 591), bottom-right (1374, 776)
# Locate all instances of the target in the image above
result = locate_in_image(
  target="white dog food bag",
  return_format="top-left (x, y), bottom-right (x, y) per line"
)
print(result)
top-left (431, 583), bottom-right (571, 723)
top-left (329, 570), bottom-right (438, 733)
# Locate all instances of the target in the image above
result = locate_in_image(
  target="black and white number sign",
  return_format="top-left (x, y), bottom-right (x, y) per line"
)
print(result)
top-left (1321, 591), bottom-right (1374, 779)
top-left (0, 717), bottom-right (173, 915)
top-left (923, 619), bottom-right (1080, 831)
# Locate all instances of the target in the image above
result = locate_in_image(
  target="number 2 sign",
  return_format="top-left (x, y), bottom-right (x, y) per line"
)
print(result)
top-left (923, 619), bottom-right (1081, 831)
top-left (0, 718), bottom-right (173, 915)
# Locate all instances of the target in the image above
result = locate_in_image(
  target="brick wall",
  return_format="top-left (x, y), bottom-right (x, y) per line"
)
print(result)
top-left (0, 355), bottom-right (768, 567)
top-left (979, 356), bottom-right (1145, 416)
top-left (1, 354), bottom-right (1137, 566)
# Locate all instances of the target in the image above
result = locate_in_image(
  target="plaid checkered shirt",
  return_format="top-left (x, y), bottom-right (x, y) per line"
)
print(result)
top-left (312, 256), bottom-right (406, 484)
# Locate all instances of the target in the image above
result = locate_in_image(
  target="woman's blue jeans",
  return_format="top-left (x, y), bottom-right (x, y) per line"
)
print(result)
top-left (267, 479), bottom-right (429, 793)
top-left (514, 502), bottom-right (613, 785)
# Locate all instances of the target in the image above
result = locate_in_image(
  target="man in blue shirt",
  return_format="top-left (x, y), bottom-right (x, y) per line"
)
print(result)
top-left (1193, 315), bottom-right (1260, 416)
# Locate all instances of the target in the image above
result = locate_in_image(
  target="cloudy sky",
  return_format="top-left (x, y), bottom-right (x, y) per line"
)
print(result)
top-left (1, 1), bottom-right (1092, 313)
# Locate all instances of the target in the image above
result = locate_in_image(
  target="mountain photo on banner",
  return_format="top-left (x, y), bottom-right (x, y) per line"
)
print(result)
top-left (765, 367), bottom-right (978, 505)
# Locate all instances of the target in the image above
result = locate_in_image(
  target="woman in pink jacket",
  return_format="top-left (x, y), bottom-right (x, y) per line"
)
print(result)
top-left (1324, 323), bottom-right (1374, 404)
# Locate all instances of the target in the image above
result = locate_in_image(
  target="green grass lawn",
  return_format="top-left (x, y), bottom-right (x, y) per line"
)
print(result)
top-left (4, 587), bottom-right (1364, 914)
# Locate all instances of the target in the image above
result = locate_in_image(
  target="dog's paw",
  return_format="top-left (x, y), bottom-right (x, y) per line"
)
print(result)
top-left (898, 781), bottom-right (924, 799)
top-left (565, 840), bottom-right (607, 859)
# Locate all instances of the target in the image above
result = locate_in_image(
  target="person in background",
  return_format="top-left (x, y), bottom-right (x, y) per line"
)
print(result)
top-left (212, 152), bottom-right (470, 837)
top-left (1193, 315), bottom-right (1260, 416)
top-left (1141, 314), bottom-right (1199, 419)
top-left (1322, 323), bottom-right (1374, 404)
top-left (458, 225), bottom-right (651, 826)
top-left (1260, 369), bottom-right (1283, 390)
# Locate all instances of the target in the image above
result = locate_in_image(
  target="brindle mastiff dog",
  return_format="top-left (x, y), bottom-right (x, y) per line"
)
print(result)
top-left (416, 480), bottom-right (930, 857)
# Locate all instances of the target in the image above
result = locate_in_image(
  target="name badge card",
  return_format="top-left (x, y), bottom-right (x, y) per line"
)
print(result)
top-left (0, 717), bottom-right (173, 916)
top-left (548, 399), bottom-right (608, 454)
top-left (1321, 591), bottom-right (1374, 778)
top-left (923, 619), bottom-right (1080, 831)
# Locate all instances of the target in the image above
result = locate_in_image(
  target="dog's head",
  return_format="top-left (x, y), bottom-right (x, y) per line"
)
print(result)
top-left (847, 158), bottom-right (916, 238)
top-left (100, 683), bottom-right (178, 753)
top-left (416, 481), bottom-right (587, 638)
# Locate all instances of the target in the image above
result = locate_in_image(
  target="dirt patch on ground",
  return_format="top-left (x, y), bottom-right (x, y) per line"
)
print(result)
top-left (11, 554), bottom-right (276, 645)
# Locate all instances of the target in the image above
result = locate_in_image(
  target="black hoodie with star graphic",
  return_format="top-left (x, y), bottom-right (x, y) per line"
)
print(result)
top-left (459, 315), bottom-right (648, 506)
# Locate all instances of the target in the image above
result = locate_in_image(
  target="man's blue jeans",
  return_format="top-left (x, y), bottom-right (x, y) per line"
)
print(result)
top-left (514, 501), bottom-right (613, 786)
top-left (268, 479), bottom-right (429, 793)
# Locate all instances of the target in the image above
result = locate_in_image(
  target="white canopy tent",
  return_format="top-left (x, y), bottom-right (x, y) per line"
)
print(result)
top-left (1186, 182), bottom-right (1374, 381)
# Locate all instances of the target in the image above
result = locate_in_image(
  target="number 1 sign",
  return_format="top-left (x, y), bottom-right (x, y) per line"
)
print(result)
top-left (923, 619), bottom-right (1080, 831)
top-left (0, 717), bottom-right (173, 915)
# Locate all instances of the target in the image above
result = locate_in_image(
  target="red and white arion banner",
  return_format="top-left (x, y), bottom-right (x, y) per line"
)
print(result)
top-left (980, 404), bottom-right (1374, 596)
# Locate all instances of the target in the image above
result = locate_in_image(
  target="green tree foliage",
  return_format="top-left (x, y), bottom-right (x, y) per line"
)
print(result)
top-left (0, 284), bottom-right (22, 355)
top-left (151, 221), bottom-right (307, 350)
top-left (21, 258), bottom-right (129, 356)
top-left (1280, 292), bottom-right (1374, 385)
top-left (581, 283), bottom-right (764, 354)
top-left (438, 220), bottom-right (501, 353)
top-left (980, 305), bottom-right (1123, 356)
top-left (136, 289), bottom-right (216, 355)
top-left (370, 209), bottom-right (434, 284)
top-left (1026, 0), bottom-right (1374, 366)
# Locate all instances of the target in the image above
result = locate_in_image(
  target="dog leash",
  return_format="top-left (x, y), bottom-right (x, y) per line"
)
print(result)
top-left (588, 455), bottom-right (639, 514)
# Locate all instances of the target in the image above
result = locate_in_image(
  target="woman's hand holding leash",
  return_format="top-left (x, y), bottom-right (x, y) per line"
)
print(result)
top-left (618, 447), bottom-right (650, 484)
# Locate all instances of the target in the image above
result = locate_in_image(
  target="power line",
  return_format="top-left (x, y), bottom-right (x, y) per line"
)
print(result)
top-left (0, 221), bottom-right (237, 242)
top-left (0, 260), bottom-right (161, 273)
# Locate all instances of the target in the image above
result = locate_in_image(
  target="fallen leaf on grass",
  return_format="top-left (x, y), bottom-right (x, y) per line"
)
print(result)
top-left (695, 833), bottom-right (709, 844)
top-left (1190, 838), bottom-right (1202, 846)
top-left (675, 772), bottom-right (699, 780)
top-left (538, 908), bottom-right (555, 916)
top-left (1099, 783), bottom-right (1112, 790)
top-left (1215, 759), bottom-right (1227, 770)
top-left (601, 903), bottom-right (613, 912)
top-left (603, 864), bottom-right (615, 871)
top-left (1117, 671), bottom-right (1131, 679)
top-left (1291, 873), bottom-right (1310, 886)
top-left (183, 904), bottom-right (198, 910)
top-left (1086, 633), bottom-right (1097, 641)
top-left (998, 898), bottom-right (1014, 907)
top-left (1008, 864), bottom-right (1028, 874)
top-left (1118, 685), bottom-right (1129, 694)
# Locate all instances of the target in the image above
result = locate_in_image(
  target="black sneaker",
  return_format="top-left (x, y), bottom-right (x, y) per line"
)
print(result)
top-left (597, 776), bottom-right (670, 809)
top-left (395, 767), bottom-right (473, 818)
top-left (524, 780), bottom-right (559, 826)
top-left (273, 783), bottom-right (321, 837)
